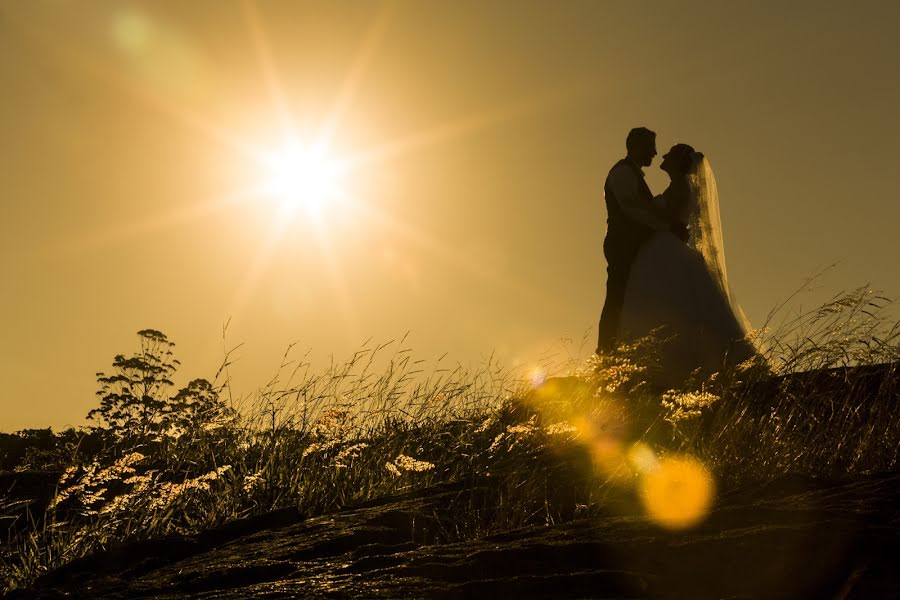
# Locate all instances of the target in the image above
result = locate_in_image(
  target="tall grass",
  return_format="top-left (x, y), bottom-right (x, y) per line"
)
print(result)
top-left (1, 288), bottom-right (898, 592)
top-left (691, 285), bottom-right (899, 481)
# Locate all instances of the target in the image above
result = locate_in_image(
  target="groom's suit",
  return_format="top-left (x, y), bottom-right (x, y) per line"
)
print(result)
top-left (597, 158), bottom-right (669, 352)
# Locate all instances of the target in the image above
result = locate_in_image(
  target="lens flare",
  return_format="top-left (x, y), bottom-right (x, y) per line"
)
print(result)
top-left (639, 455), bottom-right (714, 530)
top-left (111, 9), bottom-right (153, 53)
top-left (570, 400), bottom-right (633, 482)
top-left (627, 442), bottom-right (659, 473)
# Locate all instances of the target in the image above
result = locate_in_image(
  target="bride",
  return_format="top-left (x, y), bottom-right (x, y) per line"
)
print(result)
top-left (617, 144), bottom-right (757, 382)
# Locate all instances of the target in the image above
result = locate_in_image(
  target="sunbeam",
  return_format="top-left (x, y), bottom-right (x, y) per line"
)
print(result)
top-left (5, 8), bottom-right (261, 162)
top-left (46, 190), bottom-right (258, 258)
top-left (226, 212), bottom-right (294, 318)
top-left (239, 0), bottom-right (295, 135)
top-left (345, 86), bottom-right (587, 171)
top-left (308, 218), bottom-right (362, 342)
top-left (345, 191), bottom-right (558, 308)
top-left (317, 0), bottom-right (397, 148)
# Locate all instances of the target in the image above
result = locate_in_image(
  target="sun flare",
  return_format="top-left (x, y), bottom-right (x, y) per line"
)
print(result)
top-left (260, 140), bottom-right (345, 215)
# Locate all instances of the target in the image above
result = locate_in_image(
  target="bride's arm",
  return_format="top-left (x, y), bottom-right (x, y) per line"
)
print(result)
top-left (652, 188), bottom-right (680, 226)
top-left (657, 183), bottom-right (691, 227)
top-left (655, 185), bottom-right (690, 241)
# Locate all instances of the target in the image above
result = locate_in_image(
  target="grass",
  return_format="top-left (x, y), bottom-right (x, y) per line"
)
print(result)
top-left (1, 287), bottom-right (898, 592)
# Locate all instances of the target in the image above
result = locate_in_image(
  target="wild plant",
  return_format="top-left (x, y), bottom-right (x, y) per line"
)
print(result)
top-left (1, 288), bottom-right (897, 592)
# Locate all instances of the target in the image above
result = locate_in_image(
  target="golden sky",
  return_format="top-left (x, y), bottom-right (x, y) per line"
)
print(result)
top-left (2, 1), bottom-right (899, 431)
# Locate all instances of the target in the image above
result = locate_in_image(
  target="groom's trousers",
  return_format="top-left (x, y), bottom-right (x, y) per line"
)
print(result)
top-left (598, 264), bottom-right (629, 353)
top-left (597, 237), bottom-right (641, 353)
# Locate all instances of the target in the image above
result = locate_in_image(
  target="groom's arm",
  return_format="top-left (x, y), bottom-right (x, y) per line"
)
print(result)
top-left (607, 167), bottom-right (669, 230)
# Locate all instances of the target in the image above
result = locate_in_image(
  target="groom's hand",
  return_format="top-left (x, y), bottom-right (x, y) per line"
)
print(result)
top-left (671, 223), bottom-right (689, 243)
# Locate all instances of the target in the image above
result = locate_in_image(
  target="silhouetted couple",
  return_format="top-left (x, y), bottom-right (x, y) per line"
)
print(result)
top-left (597, 127), bottom-right (756, 381)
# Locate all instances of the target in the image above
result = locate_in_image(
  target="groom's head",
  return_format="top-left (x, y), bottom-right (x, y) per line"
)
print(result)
top-left (626, 127), bottom-right (657, 167)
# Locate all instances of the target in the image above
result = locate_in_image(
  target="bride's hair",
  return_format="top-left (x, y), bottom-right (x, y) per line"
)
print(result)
top-left (668, 143), bottom-right (697, 174)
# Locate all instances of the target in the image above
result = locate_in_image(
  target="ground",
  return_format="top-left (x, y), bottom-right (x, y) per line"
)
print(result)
top-left (18, 472), bottom-right (899, 599)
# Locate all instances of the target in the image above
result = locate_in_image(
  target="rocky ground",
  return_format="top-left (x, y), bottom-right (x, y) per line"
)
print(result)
top-left (13, 471), bottom-right (898, 599)
top-left (6, 362), bottom-right (898, 599)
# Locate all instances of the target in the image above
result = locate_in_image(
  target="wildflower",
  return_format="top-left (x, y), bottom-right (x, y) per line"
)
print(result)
top-left (475, 414), bottom-right (497, 433)
top-left (150, 483), bottom-right (182, 511)
top-left (544, 421), bottom-right (577, 437)
top-left (393, 454), bottom-right (435, 472)
top-left (123, 474), bottom-right (152, 493)
top-left (598, 359), bottom-right (647, 393)
top-left (58, 465), bottom-right (78, 486)
top-left (736, 356), bottom-right (759, 373)
top-left (312, 407), bottom-right (355, 440)
top-left (505, 416), bottom-right (539, 451)
top-left (336, 443), bottom-right (369, 462)
top-left (84, 452), bottom-right (146, 488)
top-left (385, 462), bottom-right (402, 477)
top-left (139, 466), bottom-right (230, 512)
top-left (488, 432), bottom-right (506, 454)
top-left (80, 487), bottom-right (108, 507)
top-left (507, 421), bottom-right (537, 437)
top-left (302, 443), bottom-right (321, 457)
top-left (49, 485), bottom-right (77, 509)
top-left (242, 472), bottom-right (265, 493)
top-left (661, 389), bottom-right (720, 421)
top-left (198, 465), bottom-right (231, 481)
top-left (302, 440), bottom-right (340, 457)
top-left (99, 492), bottom-right (135, 516)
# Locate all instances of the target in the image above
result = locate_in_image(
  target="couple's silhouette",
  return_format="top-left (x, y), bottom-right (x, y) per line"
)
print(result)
top-left (598, 127), bottom-right (756, 382)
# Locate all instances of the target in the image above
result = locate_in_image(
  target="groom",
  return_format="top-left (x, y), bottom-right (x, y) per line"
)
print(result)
top-left (597, 127), bottom-right (684, 354)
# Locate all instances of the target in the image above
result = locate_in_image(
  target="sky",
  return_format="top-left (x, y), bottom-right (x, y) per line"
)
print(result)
top-left (2, 1), bottom-right (899, 431)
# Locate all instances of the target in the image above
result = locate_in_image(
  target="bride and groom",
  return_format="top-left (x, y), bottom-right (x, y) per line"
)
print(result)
top-left (597, 127), bottom-right (756, 381)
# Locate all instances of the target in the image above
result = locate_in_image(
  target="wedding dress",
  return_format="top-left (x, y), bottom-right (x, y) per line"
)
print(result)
top-left (618, 155), bottom-right (756, 382)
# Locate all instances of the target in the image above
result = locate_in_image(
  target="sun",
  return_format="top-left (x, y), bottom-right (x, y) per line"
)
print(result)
top-left (260, 139), bottom-right (346, 216)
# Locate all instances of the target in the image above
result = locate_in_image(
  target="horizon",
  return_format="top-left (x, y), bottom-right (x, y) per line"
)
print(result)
top-left (3, 1), bottom-right (900, 431)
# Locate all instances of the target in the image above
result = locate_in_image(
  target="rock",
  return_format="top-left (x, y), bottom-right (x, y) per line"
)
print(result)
top-left (17, 474), bottom-right (899, 599)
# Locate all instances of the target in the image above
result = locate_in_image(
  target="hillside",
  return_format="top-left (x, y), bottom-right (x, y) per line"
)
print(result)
top-left (16, 472), bottom-right (899, 599)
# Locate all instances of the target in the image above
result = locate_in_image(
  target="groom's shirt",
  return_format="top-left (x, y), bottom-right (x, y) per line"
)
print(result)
top-left (606, 160), bottom-right (669, 231)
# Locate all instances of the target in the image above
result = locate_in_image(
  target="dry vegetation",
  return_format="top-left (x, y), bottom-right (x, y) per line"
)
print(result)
top-left (1, 287), bottom-right (898, 592)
